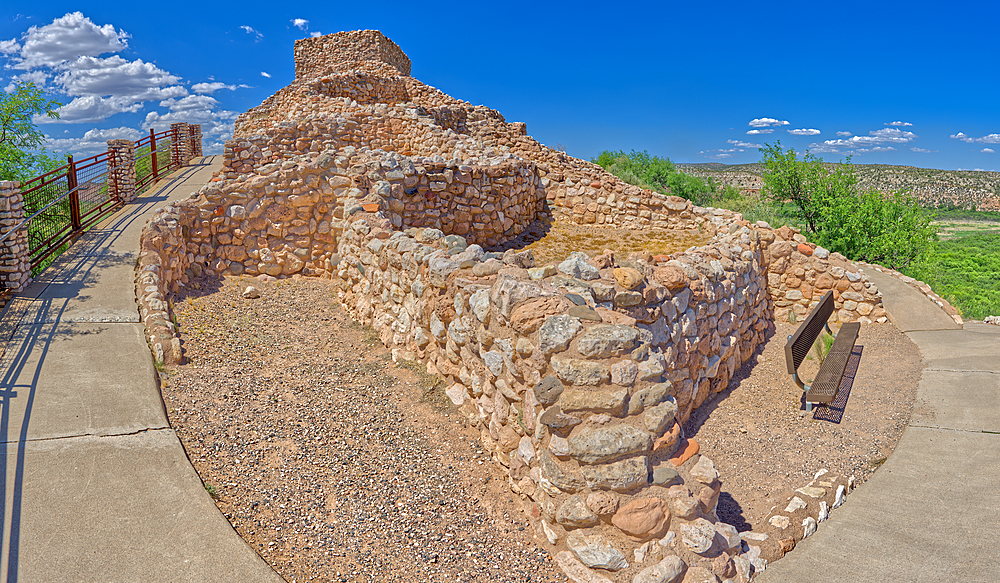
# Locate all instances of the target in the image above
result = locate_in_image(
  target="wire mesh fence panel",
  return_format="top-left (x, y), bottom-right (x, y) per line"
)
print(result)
top-left (159, 136), bottom-right (176, 173)
top-left (75, 151), bottom-right (117, 231)
top-left (136, 129), bottom-right (175, 193)
top-left (21, 163), bottom-right (74, 274)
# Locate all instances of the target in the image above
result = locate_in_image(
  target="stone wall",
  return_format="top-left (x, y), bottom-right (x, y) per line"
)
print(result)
top-left (134, 29), bottom-right (894, 582)
top-left (0, 181), bottom-right (30, 292)
top-left (294, 29), bottom-right (412, 79)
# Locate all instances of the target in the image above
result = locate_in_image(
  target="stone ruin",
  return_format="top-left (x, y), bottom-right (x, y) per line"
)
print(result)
top-left (136, 30), bottom-right (889, 582)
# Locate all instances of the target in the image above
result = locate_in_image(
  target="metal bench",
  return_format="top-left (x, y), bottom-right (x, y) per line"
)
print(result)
top-left (784, 291), bottom-right (860, 411)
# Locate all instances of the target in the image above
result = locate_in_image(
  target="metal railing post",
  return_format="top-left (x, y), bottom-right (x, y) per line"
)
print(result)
top-left (150, 128), bottom-right (158, 181)
top-left (67, 154), bottom-right (81, 232)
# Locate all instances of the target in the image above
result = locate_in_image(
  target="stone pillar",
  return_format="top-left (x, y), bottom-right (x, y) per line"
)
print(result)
top-left (170, 122), bottom-right (191, 167)
top-left (189, 124), bottom-right (203, 157)
top-left (106, 139), bottom-right (137, 203)
top-left (0, 181), bottom-right (31, 292)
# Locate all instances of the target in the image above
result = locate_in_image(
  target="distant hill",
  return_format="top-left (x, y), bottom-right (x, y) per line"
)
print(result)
top-left (676, 162), bottom-right (1000, 211)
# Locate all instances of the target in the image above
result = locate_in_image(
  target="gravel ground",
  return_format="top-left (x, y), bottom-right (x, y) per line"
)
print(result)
top-left (160, 275), bottom-right (566, 583)
top-left (684, 320), bottom-right (922, 531)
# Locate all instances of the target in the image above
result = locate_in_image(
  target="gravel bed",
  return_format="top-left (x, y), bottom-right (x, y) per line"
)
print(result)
top-left (160, 275), bottom-right (566, 583)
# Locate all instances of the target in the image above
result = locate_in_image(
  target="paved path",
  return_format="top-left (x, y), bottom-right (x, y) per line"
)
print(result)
top-left (0, 157), bottom-right (284, 582)
top-left (759, 267), bottom-right (1000, 582)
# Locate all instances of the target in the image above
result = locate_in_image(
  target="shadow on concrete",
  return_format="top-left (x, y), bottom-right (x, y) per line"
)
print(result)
top-left (0, 296), bottom-right (69, 581)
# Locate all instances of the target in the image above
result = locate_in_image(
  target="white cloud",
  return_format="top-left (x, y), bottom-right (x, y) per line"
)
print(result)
top-left (143, 95), bottom-right (239, 154)
top-left (836, 131), bottom-right (852, 136)
top-left (3, 69), bottom-right (49, 92)
top-left (823, 127), bottom-right (918, 149)
top-left (788, 128), bottom-right (820, 136)
top-left (855, 146), bottom-right (896, 153)
top-left (240, 25), bottom-right (263, 42)
top-left (159, 95), bottom-right (219, 112)
top-left (749, 117), bottom-right (789, 128)
top-left (7, 11), bottom-right (128, 69)
top-left (310, 32), bottom-right (323, 38)
top-left (806, 143), bottom-right (841, 154)
top-left (40, 95), bottom-right (144, 123)
top-left (699, 147), bottom-right (743, 159)
top-left (983, 148), bottom-right (995, 153)
top-left (44, 126), bottom-right (141, 155)
top-left (291, 19), bottom-right (309, 29)
top-left (885, 121), bottom-right (913, 126)
top-left (950, 132), bottom-right (1000, 144)
top-left (54, 55), bottom-right (183, 98)
top-left (727, 139), bottom-right (762, 148)
top-left (911, 147), bottom-right (934, 153)
top-left (0, 39), bottom-right (20, 54)
top-left (261, 71), bottom-right (272, 78)
top-left (192, 81), bottom-right (250, 94)
top-left (746, 129), bottom-right (773, 135)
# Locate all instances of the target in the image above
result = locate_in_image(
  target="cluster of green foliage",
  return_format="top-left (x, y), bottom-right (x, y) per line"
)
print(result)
top-left (759, 141), bottom-right (937, 269)
top-left (0, 80), bottom-right (62, 182)
top-left (903, 232), bottom-right (1000, 320)
top-left (593, 149), bottom-right (785, 225)
top-left (594, 150), bottom-right (712, 202)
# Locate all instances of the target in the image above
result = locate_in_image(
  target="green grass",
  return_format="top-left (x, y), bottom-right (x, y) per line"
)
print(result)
top-left (902, 231), bottom-right (1000, 320)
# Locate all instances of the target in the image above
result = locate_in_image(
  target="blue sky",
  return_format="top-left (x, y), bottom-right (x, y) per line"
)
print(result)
top-left (2, 2), bottom-right (999, 171)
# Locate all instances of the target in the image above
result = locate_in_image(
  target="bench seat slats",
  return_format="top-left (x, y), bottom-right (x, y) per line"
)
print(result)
top-left (806, 322), bottom-right (860, 403)
top-left (784, 291), bottom-right (836, 374)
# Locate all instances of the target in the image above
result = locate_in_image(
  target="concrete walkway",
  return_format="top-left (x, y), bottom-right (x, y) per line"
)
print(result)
top-left (0, 157), bottom-right (284, 582)
top-left (759, 267), bottom-right (1000, 582)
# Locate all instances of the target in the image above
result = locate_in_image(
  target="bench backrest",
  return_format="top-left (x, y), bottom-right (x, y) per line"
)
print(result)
top-left (784, 291), bottom-right (835, 374)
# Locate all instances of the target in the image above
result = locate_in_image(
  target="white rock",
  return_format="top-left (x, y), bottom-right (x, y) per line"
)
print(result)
top-left (517, 436), bottom-right (535, 464)
top-left (784, 497), bottom-right (807, 513)
top-left (567, 531), bottom-right (628, 571)
top-left (554, 551), bottom-right (612, 583)
top-left (658, 532), bottom-right (676, 548)
top-left (541, 520), bottom-right (561, 544)
top-left (803, 516), bottom-right (818, 538)
top-left (242, 285), bottom-right (261, 299)
top-left (690, 456), bottom-right (719, 484)
top-left (633, 541), bottom-right (654, 564)
top-left (834, 485), bottom-right (846, 508)
top-left (769, 515), bottom-right (790, 529)
top-left (444, 383), bottom-right (467, 406)
top-left (632, 555), bottom-right (685, 583)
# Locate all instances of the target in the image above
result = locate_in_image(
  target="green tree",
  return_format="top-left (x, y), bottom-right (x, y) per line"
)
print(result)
top-left (759, 141), bottom-right (937, 269)
top-left (0, 80), bottom-right (62, 182)
top-left (758, 141), bottom-right (856, 233)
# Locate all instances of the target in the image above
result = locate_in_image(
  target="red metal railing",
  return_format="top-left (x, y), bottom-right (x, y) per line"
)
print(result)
top-left (20, 150), bottom-right (118, 273)
top-left (13, 124), bottom-right (197, 275)
top-left (135, 128), bottom-right (179, 193)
